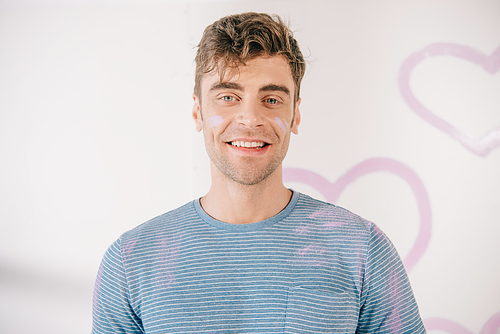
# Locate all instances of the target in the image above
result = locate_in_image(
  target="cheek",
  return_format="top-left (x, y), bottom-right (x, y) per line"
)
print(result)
top-left (274, 117), bottom-right (288, 134)
top-left (207, 115), bottom-right (224, 128)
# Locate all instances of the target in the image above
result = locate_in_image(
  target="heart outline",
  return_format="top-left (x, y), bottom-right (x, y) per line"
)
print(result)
top-left (283, 157), bottom-right (432, 273)
top-left (424, 311), bottom-right (500, 333)
top-left (399, 43), bottom-right (500, 157)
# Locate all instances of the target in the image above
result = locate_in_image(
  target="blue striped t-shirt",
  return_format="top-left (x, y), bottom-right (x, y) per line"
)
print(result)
top-left (92, 191), bottom-right (425, 333)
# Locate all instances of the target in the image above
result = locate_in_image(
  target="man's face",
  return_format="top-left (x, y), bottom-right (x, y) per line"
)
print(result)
top-left (192, 55), bottom-right (301, 186)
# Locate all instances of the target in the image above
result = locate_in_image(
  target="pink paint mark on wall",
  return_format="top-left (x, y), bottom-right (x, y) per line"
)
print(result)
top-left (424, 318), bottom-right (474, 334)
top-left (424, 311), bottom-right (500, 333)
top-left (399, 43), bottom-right (500, 156)
top-left (284, 157), bottom-right (432, 273)
top-left (482, 312), bottom-right (500, 334)
top-left (275, 117), bottom-right (288, 133)
top-left (208, 115), bottom-right (224, 128)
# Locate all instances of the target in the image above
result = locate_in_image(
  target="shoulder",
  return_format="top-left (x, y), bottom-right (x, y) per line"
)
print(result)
top-left (291, 192), bottom-right (374, 236)
top-left (114, 201), bottom-right (198, 257)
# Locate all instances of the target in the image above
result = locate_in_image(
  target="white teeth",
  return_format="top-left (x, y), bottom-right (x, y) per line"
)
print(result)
top-left (231, 141), bottom-right (265, 148)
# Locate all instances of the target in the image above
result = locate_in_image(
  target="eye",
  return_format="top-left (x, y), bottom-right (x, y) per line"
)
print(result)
top-left (265, 98), bottom-right (279, 105)
top-left (221, 95), bottom-right (235, 102)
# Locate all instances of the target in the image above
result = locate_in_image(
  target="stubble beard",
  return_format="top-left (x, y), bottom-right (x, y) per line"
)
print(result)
top-left (212, 150), bottom-right (284, 186)
top-left (206, 132), bottom-right (290, 186)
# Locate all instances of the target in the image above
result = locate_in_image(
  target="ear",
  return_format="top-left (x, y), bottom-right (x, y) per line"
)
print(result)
top-left (291, 98), bottom-right (301, 135)
top-left (192, 94), bottom-right (203, 132)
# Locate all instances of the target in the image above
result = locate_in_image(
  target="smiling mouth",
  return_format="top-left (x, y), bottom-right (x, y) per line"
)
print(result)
top-left (229, 141), bottom-right (269, 149)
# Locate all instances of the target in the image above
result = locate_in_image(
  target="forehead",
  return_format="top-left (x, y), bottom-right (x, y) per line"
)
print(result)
top-left (201, 55), bottom-right (294, 94)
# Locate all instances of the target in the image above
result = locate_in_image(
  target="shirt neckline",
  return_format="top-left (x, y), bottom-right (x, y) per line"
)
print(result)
top-left (193, 189), bottom-right (299, 232)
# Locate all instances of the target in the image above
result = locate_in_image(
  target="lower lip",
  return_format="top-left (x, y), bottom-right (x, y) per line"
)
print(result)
top-left (227, 143), bottom-right (270, 155)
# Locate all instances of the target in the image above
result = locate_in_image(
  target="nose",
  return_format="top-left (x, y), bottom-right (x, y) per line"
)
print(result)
top-left (236, 99), bottom-right (264, 128)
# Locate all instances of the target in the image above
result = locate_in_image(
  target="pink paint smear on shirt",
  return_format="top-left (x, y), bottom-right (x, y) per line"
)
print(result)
top-left (283, 157), bottom-right (432, 273)
top-left (93, 263), bottom-right (104, 315)
top-left (158, 234), bottom-right (183, 288)
top-left (290, 243), bottom-right (327, 266)
top-left (388, 268), bottom-right (403, 333)
top-left (122, 239), bottom-right (137, 264)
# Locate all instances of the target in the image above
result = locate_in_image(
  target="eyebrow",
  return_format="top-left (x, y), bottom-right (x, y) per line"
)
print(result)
top-left (209, 82), bottom-right (291, 96)
top-left (209, 82), bottom-right (243, 92)
top-left (259, 84), bottom-right (290, 96)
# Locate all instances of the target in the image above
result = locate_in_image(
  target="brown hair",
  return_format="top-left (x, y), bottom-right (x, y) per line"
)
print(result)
top-left (194, 12), bottom-right (305, 104)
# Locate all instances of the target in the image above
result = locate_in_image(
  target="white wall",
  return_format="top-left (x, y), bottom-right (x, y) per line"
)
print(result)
top-left (1, 0), bottom-right (499, 333)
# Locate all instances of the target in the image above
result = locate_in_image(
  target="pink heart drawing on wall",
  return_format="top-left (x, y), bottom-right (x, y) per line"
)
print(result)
top-left (424, 311), bottom-right (500, 333)
top-left (283, 157), bottom-right (432, 273)
top-left (399, 43), bottom-right (500, 157)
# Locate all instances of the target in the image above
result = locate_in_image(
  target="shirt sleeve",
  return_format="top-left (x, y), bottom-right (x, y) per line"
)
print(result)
top-left (356, 223), bottom-right (426, 333)
top-left (92, 238), bottom-right (144, 334)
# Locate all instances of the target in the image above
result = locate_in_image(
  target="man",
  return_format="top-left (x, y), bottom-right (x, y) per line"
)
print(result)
top-left (92, 12), bottom-right (425, 333)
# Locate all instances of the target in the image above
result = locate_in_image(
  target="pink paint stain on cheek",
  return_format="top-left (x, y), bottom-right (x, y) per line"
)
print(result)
top-left (208, 115), bottom-right (224, 128)
top-left (274, 117), bottom-right (288, 133)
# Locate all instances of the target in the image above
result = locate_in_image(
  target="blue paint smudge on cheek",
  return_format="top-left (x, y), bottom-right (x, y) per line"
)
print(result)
top-left (274, 117), bottom-right (288, 133)
top-left (208, 115), bottom-right (224, 128)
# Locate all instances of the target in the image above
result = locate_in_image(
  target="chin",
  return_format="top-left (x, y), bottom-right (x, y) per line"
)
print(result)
top-left (225, 166), bottom-right (279, 186)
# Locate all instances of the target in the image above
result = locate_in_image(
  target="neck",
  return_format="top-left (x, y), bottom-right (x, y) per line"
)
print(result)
top-left (200, 164), bottom-right (292, 224)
